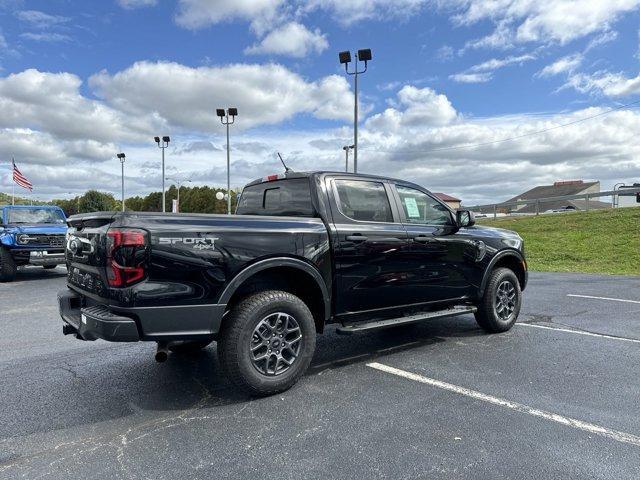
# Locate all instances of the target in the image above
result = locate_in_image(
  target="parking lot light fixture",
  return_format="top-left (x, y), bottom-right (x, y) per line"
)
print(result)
top-left (343, 145), bottom-right (355, 172)
top-left (218, 108), bottom-right (238, 215)
top-left (338, 48), bottom-right (372, 173)
top-left (116, 153), bottom-right (126, 212)
top-left (155, 136), bottom-right (170, 213)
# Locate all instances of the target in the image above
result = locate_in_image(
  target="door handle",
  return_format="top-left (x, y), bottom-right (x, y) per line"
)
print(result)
top-left (346, 234), bottom-right (368, 242)
top-left (413, 236), bottom-right (434, 243)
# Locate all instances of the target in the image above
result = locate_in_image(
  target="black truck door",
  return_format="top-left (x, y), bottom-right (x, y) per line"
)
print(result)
top-left (391, 183), bottom-right (476, 303)
top-left (327, 177), bottom-right (413, 315)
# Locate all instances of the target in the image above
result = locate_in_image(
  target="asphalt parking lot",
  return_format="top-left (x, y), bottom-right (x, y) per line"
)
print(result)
top-left (1, 268), bottom-right (639, 479)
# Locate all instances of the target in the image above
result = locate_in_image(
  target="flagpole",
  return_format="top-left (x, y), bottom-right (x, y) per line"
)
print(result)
top-left (11, 157), bottom-right (14, 205)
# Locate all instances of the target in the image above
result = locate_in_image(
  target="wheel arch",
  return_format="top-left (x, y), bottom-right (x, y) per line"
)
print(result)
top-left (218, 257), bottom-right (330, 333)
top-left (478, 250), bottom-right (527, 298)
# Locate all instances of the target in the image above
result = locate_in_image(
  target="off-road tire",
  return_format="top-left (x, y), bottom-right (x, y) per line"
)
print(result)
top-left (0, 247), bottom-right (17, 282)
top-left (167, 340), bottom-right (212, 353)
top-left (475, 267), bottom-right (521, 333)
top-left (218, 290), bottom-right (316, 396)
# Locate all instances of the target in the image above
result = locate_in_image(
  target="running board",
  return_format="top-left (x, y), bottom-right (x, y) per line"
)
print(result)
top-left (336, 305), bottom-right (477, 335)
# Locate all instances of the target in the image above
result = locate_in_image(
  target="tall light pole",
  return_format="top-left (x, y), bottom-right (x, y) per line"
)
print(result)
top-left (165, 177), bottom-right (191, 212)
top-left (342, 145), bottom-right (354, 172)
top-left (216, 107), bottom-right (238, 215)
top-left (116, 152), bottom-right (126, 212)
top-left (154, 136), bottom-right (170, 212)
top-left (339, 49), bottom-right (372, 174)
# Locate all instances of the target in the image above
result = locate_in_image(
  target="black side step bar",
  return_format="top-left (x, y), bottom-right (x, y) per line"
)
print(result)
top-left (336, 305), bottom-right (477, 335)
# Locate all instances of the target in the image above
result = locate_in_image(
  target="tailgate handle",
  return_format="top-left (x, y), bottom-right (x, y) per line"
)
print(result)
top-left (346, 234), bottom-right (368, 242)
top-left (414, 235), bottom-right (434, 243)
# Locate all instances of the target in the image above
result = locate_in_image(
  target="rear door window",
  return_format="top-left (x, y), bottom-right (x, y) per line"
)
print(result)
top-left (236, 178), bottom-right (314, 217)
top-left (334, 179), bottom-right (394, 223)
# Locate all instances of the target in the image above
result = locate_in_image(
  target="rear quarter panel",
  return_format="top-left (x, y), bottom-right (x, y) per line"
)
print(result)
top-left (117, 213), bottom-right (331, 308)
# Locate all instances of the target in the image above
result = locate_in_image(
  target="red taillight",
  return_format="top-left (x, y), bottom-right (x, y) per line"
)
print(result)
top-left (106, 228), bottom-right (148, 287)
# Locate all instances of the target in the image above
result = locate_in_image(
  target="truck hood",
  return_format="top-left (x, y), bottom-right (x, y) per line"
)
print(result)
top-left (2, 224), bottom-right (68, 235)
top-left (468, 225), bottom-right (524, 250)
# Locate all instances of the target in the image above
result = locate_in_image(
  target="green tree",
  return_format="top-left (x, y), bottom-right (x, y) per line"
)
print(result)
top-left (79, 190), bottom-right (118, 212)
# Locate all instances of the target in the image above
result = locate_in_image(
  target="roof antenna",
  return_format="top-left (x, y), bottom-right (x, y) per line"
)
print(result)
top-left (277, 152), bottom-right (293, 173)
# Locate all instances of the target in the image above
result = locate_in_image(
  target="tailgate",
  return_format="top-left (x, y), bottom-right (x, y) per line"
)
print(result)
top-left (66, 212), bottom-right (118, 300)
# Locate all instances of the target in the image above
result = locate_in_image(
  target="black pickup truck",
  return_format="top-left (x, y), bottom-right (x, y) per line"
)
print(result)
top-left (59, 171), bottom-right (527, 395)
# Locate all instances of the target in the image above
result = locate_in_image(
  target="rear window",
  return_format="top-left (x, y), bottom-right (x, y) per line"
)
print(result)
top-left (236, 178), bottom-right (315, 217)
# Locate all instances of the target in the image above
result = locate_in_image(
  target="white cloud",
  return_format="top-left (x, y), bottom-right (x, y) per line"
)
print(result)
top-left (15, 10), bottom-right (70, 28)
top-left (450, 72), bottom-right (493, 83)
top-left (565, 71), bottom-right (640, 97)
top-left (0, 69), bottom-right (154, 143)
top-left (365, 86), bottom-right (458, 132)
top-left (537, 54), bottom-right (583, 78)
top-left (175, 0), bottom-right (284, 30)
top-left (436, 45), bottom-right (454, 61)
top-left (468, 54), bottom-right (536, 72)
top-left (117, 0), bottom-right (158, 9)
top-left (245, 22), bottom-right (328, 58)
top-left (89, 61), bottom-right (354, 130)
top-left (445, 0), bottom-right (640, 49)
top-left (20, 32), bottom-right (71, 42)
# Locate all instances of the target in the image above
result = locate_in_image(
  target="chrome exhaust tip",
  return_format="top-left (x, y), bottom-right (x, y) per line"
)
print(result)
top-left (155, 342), bottom-right (169, 363)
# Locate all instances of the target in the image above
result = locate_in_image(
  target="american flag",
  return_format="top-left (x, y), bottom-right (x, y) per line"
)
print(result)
top-left (12, 159), bottom-right (33, 191)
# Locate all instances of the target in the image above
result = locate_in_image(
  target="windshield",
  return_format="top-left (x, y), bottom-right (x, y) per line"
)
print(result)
top-left (6, 208), bottom-right (66, 224)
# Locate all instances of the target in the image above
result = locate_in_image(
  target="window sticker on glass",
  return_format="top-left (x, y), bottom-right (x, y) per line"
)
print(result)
top-left (404, 197), bottom-right (421, 218)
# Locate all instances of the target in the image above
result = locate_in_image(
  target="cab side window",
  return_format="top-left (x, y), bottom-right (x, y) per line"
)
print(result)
top-left (396, 185), bottom-right (453, 225)
top-left (335, 180), bottom-right (394, 223)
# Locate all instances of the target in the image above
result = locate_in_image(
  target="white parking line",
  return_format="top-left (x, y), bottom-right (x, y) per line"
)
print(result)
top-left (516, 323), bottom-right (640, 344)
top-left (367, 362), bottom-right (640, 448)
top-left (567, 294), bottom-right (640, 305)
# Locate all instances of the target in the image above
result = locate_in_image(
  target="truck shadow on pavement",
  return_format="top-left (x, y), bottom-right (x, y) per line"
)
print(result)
top-left (9, 266), bottom-right (67, 283)
top-left (2, 317), bottom-right (489, 444)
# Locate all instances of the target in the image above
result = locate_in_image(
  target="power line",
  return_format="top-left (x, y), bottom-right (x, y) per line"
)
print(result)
top-left (359, 99), bottom-right (640, 155)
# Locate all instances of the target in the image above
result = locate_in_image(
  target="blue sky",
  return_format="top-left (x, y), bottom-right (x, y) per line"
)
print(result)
top-left (1, 0), bottom-right (640, 204)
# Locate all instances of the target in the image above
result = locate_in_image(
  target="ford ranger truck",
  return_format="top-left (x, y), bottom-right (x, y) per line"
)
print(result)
top-left (58, 172), bottom-right (527, 396)
top-left (1, 205), bottom-right (67, 282)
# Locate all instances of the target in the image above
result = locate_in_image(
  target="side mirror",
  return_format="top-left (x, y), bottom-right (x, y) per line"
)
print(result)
top-left (456, 209), bottom-right (475, 227)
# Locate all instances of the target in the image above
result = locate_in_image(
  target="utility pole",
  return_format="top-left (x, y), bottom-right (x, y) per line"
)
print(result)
top-left (216, 108), bottom-right (238, 214)
top-left (339, 49), bottom-right (372, 173)
top-left (154, 136), bottom-right (170, 212)
top-left (343, 145), bottom-right (354, 172)
top-left (117, 153), bottom-right (126, 212)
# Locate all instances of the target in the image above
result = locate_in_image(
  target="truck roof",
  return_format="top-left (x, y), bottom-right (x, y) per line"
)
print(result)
top-left (245, 171), bottom-right (423, 189)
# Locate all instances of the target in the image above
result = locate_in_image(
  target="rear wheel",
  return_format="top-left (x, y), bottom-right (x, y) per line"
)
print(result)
top-left (218, 290), bottom-right (316, 396)
top-left (475, 267), bottom-right (521, 333)
top-left (168, 340), bottom-right (212, 353)
top-left (0, 248), bottom-right (17, 282)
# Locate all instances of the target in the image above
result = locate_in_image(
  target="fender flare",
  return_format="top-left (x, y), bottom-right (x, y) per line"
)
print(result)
top-left (218, 257), bottom-right (331, 321)
top-left (478, 249), bottom-right (526, 297)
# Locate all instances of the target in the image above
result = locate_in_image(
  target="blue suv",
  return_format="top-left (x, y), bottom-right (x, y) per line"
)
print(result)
top-left (0, 205), bottom-right (67, 282)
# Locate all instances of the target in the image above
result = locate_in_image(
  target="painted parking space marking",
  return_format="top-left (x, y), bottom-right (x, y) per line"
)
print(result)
top-left (567, 294), bottom-right (640, 305)
top-left (367, 362), bottom-right (640, 448)
top-left (516, 323), bottom-right (640, 344)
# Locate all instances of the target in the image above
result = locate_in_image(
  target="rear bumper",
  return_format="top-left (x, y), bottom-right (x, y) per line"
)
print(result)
top-left (28, 250), bottom-right (65, 266)
top-left (58, 289), bottom-right (140, 342)
top-left (57, 288), bottom-right (226, 342)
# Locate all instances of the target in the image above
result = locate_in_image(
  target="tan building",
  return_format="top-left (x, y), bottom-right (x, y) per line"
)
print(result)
top-left (433, 192), bottom-right (461, 210)
top-left (501, 180), bottom-right (610, 213)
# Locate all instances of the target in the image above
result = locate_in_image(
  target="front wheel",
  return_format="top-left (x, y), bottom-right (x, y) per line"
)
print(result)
top-left (475, 267), bottom-right (522, 333)
top-left (0, 248), bottom-right (17, 282)
top-left (218, 290), bottom-right (316, 396)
